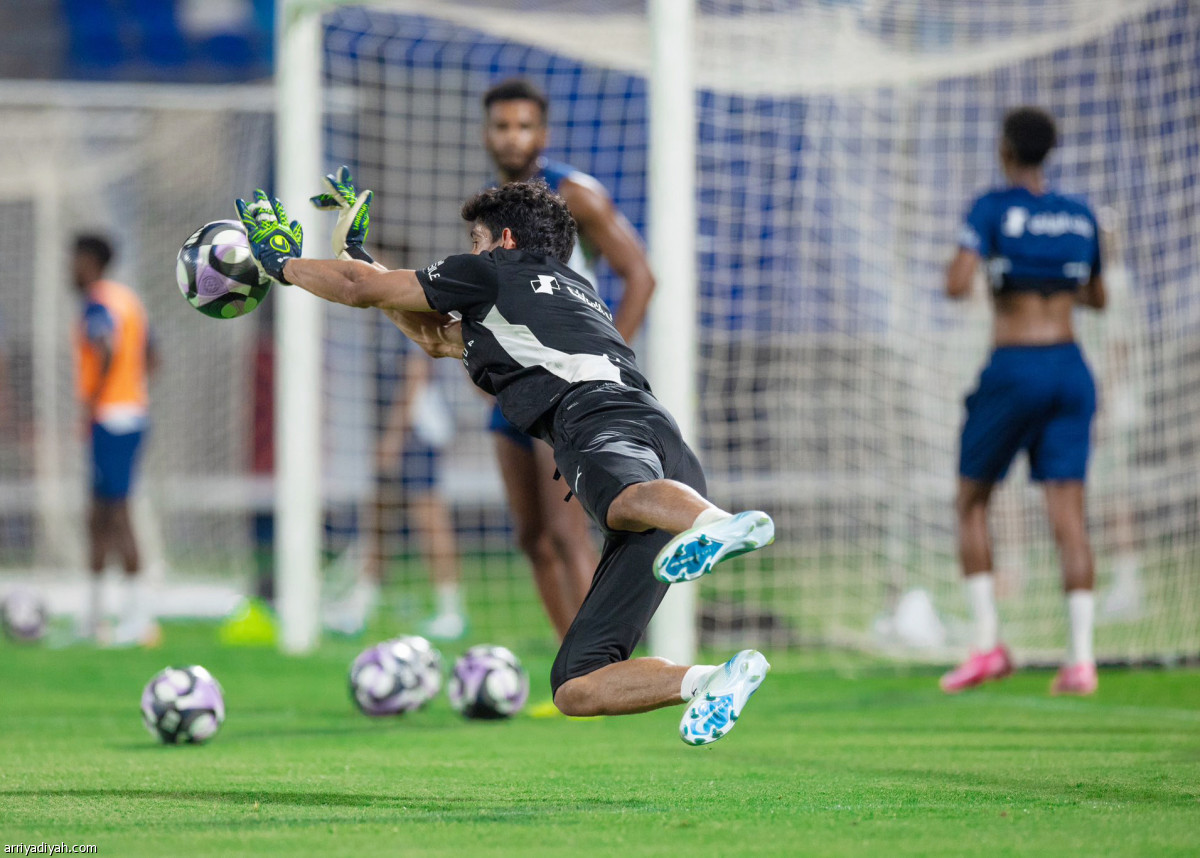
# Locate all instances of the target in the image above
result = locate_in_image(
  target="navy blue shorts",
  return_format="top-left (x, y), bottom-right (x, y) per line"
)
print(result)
top-left (488, 402), bottom-right (534, 451)
top-left (91, 424), bottom-right (145, 500)
top-left (959, 343), bottom-right (1096, 483)
top-left (379, 440), bottom-right (440, 492)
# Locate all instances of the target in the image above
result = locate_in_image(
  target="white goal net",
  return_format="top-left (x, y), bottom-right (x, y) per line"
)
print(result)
top-left (321, 0), bottom-right (1199, 662)
top-left (4, 2), bottom-right (1195, 663)
top-left (0, 84), bottom-right (273, 620)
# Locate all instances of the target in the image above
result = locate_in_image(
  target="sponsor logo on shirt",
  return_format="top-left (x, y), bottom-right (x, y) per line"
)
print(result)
top-left (531, 274), bottom-right (561, 294)
top-left (566, 285), bottom-right (613, 321)
top-left (425, 259), bottom-right (445, 279)
top-left (1002, 207), bottom-right (1029, 237)
top-left (1002, 207), bottom-right (1094, 239)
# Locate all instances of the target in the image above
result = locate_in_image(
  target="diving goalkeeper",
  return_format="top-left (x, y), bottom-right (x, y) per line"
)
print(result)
top-left (235, 174), bottom-right (775, 745)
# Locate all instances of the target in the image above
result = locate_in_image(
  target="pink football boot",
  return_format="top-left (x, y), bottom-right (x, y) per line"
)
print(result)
top-left (939, 644), bottom-right (1014, 693)
top-left (1050, 662), bottom-right (1098, 696)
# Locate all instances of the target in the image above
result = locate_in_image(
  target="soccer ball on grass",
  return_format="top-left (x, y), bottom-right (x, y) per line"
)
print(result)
top-left (141, 665), bottom-right (226, 744)
top-left (349, 636), bottom-right (442, 716)
top-left (1, 588), bottom-right (48, 642)
top-left (448, 644), bottom-right (529, 720)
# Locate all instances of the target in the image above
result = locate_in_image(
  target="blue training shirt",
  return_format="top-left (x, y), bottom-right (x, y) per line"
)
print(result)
top-left (958, 186), bottom-right (1102, 296)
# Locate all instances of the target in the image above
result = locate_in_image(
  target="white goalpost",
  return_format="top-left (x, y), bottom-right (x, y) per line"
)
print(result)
top-left (644, 0), bottom-right (699, 665)
top-left (273, 0), bottom-right (701, 659)
top-left (275, 0), bottom-right (325, 655)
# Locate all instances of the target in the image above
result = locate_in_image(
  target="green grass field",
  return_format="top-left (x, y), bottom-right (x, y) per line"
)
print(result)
top-left (2, 626), bottom-right (1198, 856)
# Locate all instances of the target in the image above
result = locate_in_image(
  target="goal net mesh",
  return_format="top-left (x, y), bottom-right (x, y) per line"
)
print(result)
top-left (324, 0), bottom-right (1199, 662)
top-left (0, 89), bottom-right (273, 617)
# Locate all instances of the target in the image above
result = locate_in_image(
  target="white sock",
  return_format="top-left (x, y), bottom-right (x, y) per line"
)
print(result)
top-left (88, 577), bottom-right (105, 636)
top-left (691, 507), bottom-right (732, 530)
top-left (966, 573), bottom-right (999, 651)
top-left (1066, 590), bottom-right (1095, 665)
top-left (680, 664), bottom-right (719, 700)
top-left (123, 577), bottom-right (152, 630)
top-left (435, 583), bottom-right (463, 617)
top-left (1112, 553), bottom-right (1139, 587)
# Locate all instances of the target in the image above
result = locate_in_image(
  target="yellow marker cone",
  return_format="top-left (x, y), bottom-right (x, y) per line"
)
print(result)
top-left (217, 598), bottom-right (278, 647)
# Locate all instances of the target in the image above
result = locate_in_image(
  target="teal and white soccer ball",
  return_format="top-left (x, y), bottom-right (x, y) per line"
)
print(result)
top-left (176, 220), bottom-right (272, 319)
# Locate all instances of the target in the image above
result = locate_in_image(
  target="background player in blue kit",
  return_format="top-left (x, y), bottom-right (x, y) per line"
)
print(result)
top-left (481, 79), bottom-right (656, 644)
top-left (941, 107), bottom-right (1107, 695)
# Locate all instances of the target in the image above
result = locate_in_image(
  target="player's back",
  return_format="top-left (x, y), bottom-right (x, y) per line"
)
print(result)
top-left (964, 186), bottom-right (1100, 295)
top-left (418, 248), bottom-right (647, 436)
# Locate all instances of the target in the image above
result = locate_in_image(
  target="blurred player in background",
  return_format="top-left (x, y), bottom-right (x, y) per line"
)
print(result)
top-left (481, 79), bottom-right (656, 640)
top-left (73, 234), bottom-right (159, 646)
top-left (368, 331), bottom-right (465, 640)
top-left (238, 178), bottom-right (775, 745)
top-left (942, 107), bottom-right (1105, 695)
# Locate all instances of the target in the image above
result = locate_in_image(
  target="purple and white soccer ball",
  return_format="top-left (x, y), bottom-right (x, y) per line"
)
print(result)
top-left (1, 588), bottom-right (48, 642)
top-left (141, 665), bottom-right (226, 744)
top-left (395, 634), bottom-right (443, 704)
top-left (349, 637), bottom-right (440, 716)
top-left (176, 220), bottom-right (272, 319)
top-left (448, 644), bottom-right (529, 720)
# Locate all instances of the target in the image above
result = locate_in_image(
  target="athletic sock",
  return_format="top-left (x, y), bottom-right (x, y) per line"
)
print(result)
top-left (680, 664), bottom-right (719, 700)
top-left (691, 507), bottom-right (733, 531)
top-left (435, 583), bottom-right (463, 618)
top-left (1112, 553), bottom-right (1139, 588)
top-left (88, 577), bottom-right (104, 638)
top-left (1066, 590), bottom-right (1095, 665)
top-left (123, 577), bottom-right (151, 633)
top-left (966, 573), bottom-right (999, 651)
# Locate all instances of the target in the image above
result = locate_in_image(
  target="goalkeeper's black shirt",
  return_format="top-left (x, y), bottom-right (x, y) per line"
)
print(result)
top-left (415, 249), bottom-right (651, 439)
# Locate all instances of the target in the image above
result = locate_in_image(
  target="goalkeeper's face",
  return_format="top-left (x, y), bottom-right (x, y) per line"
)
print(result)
top-left (484, 99), bottom-right (547, 179)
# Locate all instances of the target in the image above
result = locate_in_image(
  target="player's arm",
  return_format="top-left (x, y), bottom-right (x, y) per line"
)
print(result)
top-left (282, 259), bottom-right (464, 357)
top-left (948, 195), bottom-right (993, 300)
top-left (237, 189), bottom-right (462, 358)
top-left (945, 248), bottom-right (979, 300)
top-left (1077, 212), bottom-right (1107, 310)
top-left (1076, 273), bottom-right (1106, 310)
top-left (281, 257), bottom-right (429, 310)
top-left (81, 305), bottom-right (115, 418)
top-left (559, 175), bottom-right (655, 343)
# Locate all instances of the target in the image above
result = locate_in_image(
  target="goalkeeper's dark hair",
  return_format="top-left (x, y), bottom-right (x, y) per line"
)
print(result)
top-left (74, 234), bottom-right (114, 269)
top-left (1002, 106), bottom-right (1058, 167)
top-left (482, 78), bottom-right (549, 122)
top-left (462, 180), bottom-right (576, 263)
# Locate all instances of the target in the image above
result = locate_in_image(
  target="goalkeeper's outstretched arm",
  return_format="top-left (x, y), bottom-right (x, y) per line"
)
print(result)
top-left (237, 183), bottom-right (461, 357)
top-left (281, 257), bottom-right (463, 358)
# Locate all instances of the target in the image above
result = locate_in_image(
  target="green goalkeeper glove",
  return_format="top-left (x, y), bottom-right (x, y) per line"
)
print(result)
top-left (310, 165), bottom-right (375, 263)
top-left (235, 190), bottom-right (304, 284)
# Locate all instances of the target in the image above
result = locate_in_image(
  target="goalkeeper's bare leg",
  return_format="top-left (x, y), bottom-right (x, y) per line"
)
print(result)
top-left (551, 475), bottom-right (773, 745)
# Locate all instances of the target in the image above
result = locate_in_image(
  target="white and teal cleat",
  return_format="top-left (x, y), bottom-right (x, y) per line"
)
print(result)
top-left (680, 650), bottom-right (770, 746)
top-left (652, 510), bottom-right (775, 584)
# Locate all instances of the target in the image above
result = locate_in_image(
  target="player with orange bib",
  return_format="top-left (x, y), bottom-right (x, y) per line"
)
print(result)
top-left (74, 235), bottom-right (158, 646)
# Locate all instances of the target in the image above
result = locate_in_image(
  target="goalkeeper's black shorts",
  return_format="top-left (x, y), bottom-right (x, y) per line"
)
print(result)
top-left (545, 382), bottom-right (707, 695)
